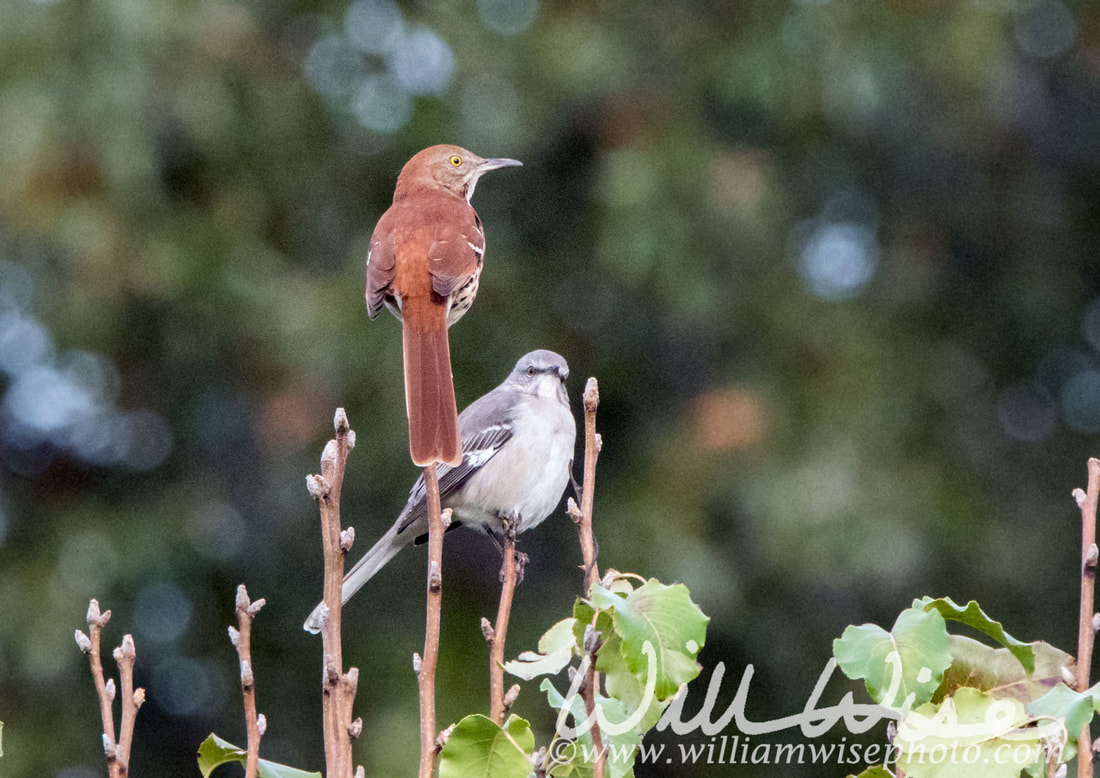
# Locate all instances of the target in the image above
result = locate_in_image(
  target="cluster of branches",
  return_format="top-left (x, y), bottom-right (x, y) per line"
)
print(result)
top-left (72, 378), bottom-right (608, 778)
top-left (301, 379), bottom-right (607, 777)
top-left (71, 403), bottom-right (1100, 778)
top-left (73, 600), bottom-right (144, 777)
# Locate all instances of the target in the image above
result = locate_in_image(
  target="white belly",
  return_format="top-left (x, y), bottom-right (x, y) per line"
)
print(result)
top-left (450, 395), bottom-right (575, 534)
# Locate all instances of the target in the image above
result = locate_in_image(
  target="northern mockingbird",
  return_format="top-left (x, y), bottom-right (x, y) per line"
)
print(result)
top-left (304, 349), bottom-right (576, 633)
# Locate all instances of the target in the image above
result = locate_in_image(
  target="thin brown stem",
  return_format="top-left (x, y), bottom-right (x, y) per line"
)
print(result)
top-left (232, 585), bottom-right (266, 778)
top-left (581, 616), bottom-right (606, 778)
top-left (419, 462), bottom-right (445, 778)
top-left (489, 520), bottom-right (521, 725)
top-left (83, 601), bottom-right (119, 776)
top-left (1075, 457), bottom-right (1100, 778)
top-left (308, 408), bottom-right (360, 778)
top-left (113, 634), bottom-right (142, 777)
top-left (75, 600), bottom-right (144, 778)
top-left (574, 378), bottom-right (602, 594)
top-left (569, 377), bottom-right (605, 778)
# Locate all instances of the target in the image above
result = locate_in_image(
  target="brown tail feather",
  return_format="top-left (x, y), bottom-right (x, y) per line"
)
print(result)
top-left (401, 298), bottom-right (461, 466)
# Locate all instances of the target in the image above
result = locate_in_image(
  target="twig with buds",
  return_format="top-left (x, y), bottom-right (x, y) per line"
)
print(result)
top-left (74, 600), bottom-right (144, 778)
top-left (1073, 457), bottom-right (1100, 778)
top-left (568, 377), bottom-right (606, 778)
top-left (307, 408), bottom-right (362, 778)
top-left (229, 585), bottom-right (266, 778)
top-left (569, 378), bottom-right (602, 595)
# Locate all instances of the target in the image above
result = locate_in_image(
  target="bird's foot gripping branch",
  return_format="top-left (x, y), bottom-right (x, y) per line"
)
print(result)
top-left (835, 458), bottom-right (1100, 778)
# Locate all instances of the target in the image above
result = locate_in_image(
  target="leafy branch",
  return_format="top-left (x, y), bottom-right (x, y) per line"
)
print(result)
top-left (835, 457), bottom-right (1100, 778)
top-left (437, 376), bottom-right (710, 777)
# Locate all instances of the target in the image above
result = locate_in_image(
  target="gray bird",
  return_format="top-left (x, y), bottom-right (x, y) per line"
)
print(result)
top-left (304, 349), bottom-right (576, 633)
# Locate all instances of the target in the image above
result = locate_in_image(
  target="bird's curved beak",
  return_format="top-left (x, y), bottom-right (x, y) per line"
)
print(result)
top-left (478, 157), bottom-right (522, 172)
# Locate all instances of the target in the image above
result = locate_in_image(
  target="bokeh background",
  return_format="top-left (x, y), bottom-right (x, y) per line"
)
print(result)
top-left (1, 0), bottom-right (1099, 775)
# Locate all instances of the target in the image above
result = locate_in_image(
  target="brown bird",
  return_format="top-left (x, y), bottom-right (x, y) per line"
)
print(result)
top-left (366, 145), bottom-right (521, 466)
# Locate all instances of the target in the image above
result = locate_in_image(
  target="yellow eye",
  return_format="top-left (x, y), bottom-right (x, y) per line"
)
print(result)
top-left (450, 155), bottom-right (462, 167)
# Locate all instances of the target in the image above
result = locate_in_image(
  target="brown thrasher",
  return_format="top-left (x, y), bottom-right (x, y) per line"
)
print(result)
top-left (366, 144), bottom-right (521, 466)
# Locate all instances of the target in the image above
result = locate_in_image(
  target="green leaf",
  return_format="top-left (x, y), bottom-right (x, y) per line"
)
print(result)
top-left (894, 688), bottom-right (1044, 778)
top-left (1024, 679), bottom-right (1098, 767)
top-left (593, 579), bottom-right (709, 701)
top-left (1020, 673), bottom-right (1100, 765)
top-left (551, 577), bottom-right (705, 774)
top-left (504, 618), bottom-right (578, 680)
top-left (541, 679), bottom-right (642, 778)
top-left (915, 597), bottom-right (1036, 674)
top-left (197, 734), bottom-right (321, 778)
top-left (542, 680), bottom-right (591, 778)
top-left (589, 582), bottom-right (628, 611)
top-left (833, 607), bottom-right (952, 710)
top-left (597, 627), bottom-right (668, 734)
top-left (938, 635), bottom-right (1071, 705)
top-left (1027, 679), bottom-right (1100, 743)
top-left (501, 714), bottom-right (536, 753)
top-left (437, 714), bottom-right (534, 778)
top-left (572, 598), bottom-right (615, 653)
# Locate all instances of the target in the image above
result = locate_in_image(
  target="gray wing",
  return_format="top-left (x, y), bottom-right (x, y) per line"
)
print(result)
top-left (396, 387), bottom-right (517, 535)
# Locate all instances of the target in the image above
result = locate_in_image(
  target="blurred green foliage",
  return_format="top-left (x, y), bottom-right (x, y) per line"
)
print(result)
top-left (0, 0), bottom-right (1099, 775)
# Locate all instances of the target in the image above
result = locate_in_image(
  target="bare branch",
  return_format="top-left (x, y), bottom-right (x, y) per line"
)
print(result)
top-left (232, 585), bottom-right (265, 778)
top-left (575, 378), bottom-right (601, 594)
top-left (1076, 457), bottom-right (1100, 778)
top-left (573, 378), bottom-right (606, 777)
top-left (489, 518), bottom-right (523, 725)
top-left (419, 463), bottom-right (445, 778)
top-left (78, 600), bottom-right (143, 778)
top-left (114, 635), bottom-right (143, 775)
top-left (308, 408), bottom-right (360, 778)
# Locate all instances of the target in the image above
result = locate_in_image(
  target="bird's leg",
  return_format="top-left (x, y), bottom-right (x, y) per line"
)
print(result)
top-left (494, 515), bottom-right (528, 584)
top-left (569, 458), bottom-right (582, 505)
top-left (484, 526), bottom-right (504, 554)
top-left (495, 517), bottom-right (514, 582)
top-left (506, 516), bottom-right (529, 584)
